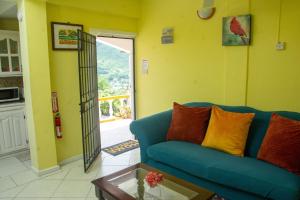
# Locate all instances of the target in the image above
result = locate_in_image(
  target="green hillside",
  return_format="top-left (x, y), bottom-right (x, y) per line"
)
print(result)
top-left (97, 41), bottom-right (130, 97)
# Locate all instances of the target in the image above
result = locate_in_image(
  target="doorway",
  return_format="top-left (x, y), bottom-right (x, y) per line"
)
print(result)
top-left (96, 36), bottom-right (135, 149)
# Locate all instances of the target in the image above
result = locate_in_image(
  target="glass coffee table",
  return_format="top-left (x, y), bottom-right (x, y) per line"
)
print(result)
top-left (92, 163), bottom-right (215, 200)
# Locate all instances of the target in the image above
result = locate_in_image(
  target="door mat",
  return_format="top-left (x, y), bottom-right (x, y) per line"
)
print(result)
top-left (102, 140), bottom-right (139, 156)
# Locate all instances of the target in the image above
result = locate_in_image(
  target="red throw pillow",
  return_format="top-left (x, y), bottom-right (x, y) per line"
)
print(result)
top-left (166, 103), bottom-right (211, 144)
top-left (258, 113), bottom-right (300, 175)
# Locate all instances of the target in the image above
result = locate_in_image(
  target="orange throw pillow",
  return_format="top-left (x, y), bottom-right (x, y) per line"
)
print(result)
top-left (202, 106), bottom-right (255, 156)
top-left (258, 114), bottom-right (300, 175)
top-left (166, 103), bottom-right (211, 144)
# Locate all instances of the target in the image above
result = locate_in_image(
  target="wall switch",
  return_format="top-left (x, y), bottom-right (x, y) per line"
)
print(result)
top-left (276, 42), bottom-right (285, 50)
top-left (142, 59), bottom-right (149, 74)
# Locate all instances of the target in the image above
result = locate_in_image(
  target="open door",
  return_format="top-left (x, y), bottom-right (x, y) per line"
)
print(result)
top-left (78, 30), bottom-right (101, 172)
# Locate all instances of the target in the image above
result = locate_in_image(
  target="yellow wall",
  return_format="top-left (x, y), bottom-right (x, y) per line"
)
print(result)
top-left (47, 0), bottom-right (140, 19)
top-left (18, 0), bottom-right (57, 170)
top-left (18, 0), bottom-right (300, 167)
top-left (0, 18), bottom-right (19, 30)
top-left (247, 0), bottom-right (300, 112)
top-left (46, 3), bottom-right (138, 162)
top-left (135, 0), bottom-right (300, 118)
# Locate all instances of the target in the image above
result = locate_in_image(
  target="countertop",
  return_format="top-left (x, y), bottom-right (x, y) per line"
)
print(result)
top-left (0, 99), bottom-right (25, 109)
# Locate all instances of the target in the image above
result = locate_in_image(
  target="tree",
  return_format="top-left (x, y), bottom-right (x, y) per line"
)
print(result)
top-left (98, 77), bottom-right (111, 97)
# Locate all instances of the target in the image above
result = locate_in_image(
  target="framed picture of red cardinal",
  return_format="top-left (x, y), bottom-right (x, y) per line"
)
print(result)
top-left (222, 14), bottom-right (251, 46)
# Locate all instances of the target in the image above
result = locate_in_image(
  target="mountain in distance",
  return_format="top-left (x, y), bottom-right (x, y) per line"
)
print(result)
top-left (96, 41), bottom-right (130, 97)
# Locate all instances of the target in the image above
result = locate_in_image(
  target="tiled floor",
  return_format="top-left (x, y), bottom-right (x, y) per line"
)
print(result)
top-left (100, 119), bottom-right (134, 148)
top-left (0, 119), bottom-right (140, 200)
top-left (0, 148), bottom-right (140, 200)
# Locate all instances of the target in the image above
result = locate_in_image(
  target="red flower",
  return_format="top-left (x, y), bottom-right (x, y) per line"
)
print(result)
top-left (145, 171), bottom-right (164, 188)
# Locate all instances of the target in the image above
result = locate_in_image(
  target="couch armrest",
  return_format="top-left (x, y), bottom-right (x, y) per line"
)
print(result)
top-left (130, 110), bottom-right (172, 162)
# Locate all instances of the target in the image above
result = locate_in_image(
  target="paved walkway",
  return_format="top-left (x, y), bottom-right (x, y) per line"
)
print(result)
top-left (100, 119), bottom-right (134, 148)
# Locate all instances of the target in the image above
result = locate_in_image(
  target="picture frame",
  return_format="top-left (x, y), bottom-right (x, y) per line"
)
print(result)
top-left (222, 14), bottom-right (251, 46)
top-left (51, 22), bottom-right (83, 50)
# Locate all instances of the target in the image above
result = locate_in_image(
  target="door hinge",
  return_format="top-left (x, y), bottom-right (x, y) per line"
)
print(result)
top-left (24, 115), bottom-right (26, 119)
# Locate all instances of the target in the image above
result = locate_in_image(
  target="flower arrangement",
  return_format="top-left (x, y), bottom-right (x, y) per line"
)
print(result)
top-left (145, 171), bottom-right (164, 188)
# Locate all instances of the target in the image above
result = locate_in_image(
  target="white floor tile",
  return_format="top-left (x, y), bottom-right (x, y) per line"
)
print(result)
top-left (60, 159), bottom-right (83, 170)
top-left (0, 157), bottom-right (22, 167)
top-left (0, 157), bottom-right (27, 177)
top-left (0, 120), bottom-right (141, 198)
top-left (87, 187), bottom-right (97, 198)
top-left (0, 177), bottom-right (17, 192)
top-left (96, 165), bottom-right (128, 179)
top-left (13, 150), bottom-right (31, 162)
top-left (22, 160), bottom-right (31, 169)
top-left (11, 169), bottom-right (39, 185)
top-left (17, 180), bottom-right (61, 198)
top-left (64, 166), bottom-right (97, 181)
top-left (52, 180), bottom-right (91, 198)
top-left (128, 149), bottom-right (141, 165)
top-left (101, 119), bottom-right (134, 148)
top-left (0, 185), bottom-right (25, 198)
top-left (43, 169), bottom-right (70, 180)
top-left (101, 154), bottom-right (130, 166)
top-left (15, 198), bottom-right (50, 200)
top-left (50, 198), bottom-right (85, 200)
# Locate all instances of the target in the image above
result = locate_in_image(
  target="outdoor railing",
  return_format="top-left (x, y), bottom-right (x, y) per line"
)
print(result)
top-left (98, 95), bottom-right (131, 123)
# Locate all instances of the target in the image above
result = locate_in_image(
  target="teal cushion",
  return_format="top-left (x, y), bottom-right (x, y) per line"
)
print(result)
top-left (147, 160), bottom-right (264, 200)
top-left (147, 141), bottom-right (300, 199)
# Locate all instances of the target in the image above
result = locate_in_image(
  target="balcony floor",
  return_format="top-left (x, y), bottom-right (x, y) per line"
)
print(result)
top-left (100, 119), bottom-right (134, 148)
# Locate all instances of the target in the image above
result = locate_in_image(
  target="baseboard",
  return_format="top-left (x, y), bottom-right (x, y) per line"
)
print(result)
top-left (0, 148), bottom-right (30, 159)
top-left (59, 154), bottom-right (83, 166)
top-left (30, 154), bottom-right (82, 176)
top-left (31, 165), bottom-right (60, 176)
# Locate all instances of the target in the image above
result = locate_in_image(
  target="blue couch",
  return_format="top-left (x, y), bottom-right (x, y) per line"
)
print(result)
top-left (130, 102), bottom-right (300, 200)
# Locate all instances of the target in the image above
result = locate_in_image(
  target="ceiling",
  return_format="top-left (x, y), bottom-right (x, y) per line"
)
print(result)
top-left (0, 0), bottom-right (17, 19)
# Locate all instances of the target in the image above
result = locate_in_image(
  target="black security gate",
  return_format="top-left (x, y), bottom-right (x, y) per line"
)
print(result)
top-left (78, 30), bottom-right (101, 172)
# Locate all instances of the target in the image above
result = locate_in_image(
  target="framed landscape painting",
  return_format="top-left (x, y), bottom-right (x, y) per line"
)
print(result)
top-left (222, 14), bottom-right (251, 46)
top-left (51, 22), bottom-right (83, 50)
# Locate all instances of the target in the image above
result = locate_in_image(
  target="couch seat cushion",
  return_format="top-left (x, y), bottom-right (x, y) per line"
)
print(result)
top-left (147, 141), bottom-right (300, 199)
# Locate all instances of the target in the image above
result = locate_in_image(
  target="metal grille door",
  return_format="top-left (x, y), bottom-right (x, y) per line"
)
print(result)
top-left (77, 30), bottom-right (101, 172)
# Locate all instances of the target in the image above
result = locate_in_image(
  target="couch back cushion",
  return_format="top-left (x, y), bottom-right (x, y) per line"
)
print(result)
top-left (258, 113), bottom-right (300, 175)
top-left (218, 105), bottom-right (272, 157)
top-left (167, 102), bottom-right (211, 144)
top-left (184, 102), bottom-right (270, 157)
top-left (202, 106), bottom-right (255, 156)
top-left (185, 102), bottom-right (300, 157)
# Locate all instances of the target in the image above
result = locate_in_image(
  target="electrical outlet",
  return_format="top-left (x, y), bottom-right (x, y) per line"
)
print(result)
top-left (276, 42), bottom-right (285, 50)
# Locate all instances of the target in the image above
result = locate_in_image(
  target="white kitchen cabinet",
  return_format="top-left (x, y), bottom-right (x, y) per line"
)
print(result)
top-left (0, 113), bottom-right (15, 153)
top-left (0, 104), bottom-right (28, 155)
top-left (0, 30), bottom-right (22, 77)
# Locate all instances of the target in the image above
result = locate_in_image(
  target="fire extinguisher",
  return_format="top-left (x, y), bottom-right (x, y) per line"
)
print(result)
top-left (55, 113), bottom-right (62, 139)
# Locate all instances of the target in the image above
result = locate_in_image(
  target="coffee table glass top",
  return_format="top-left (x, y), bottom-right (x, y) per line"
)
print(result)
top-left (106, 164), bottom-right (214, 200)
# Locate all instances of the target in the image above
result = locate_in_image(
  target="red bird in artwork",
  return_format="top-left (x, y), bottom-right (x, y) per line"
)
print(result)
top-left (230, 17), bottom-right (248, 44)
